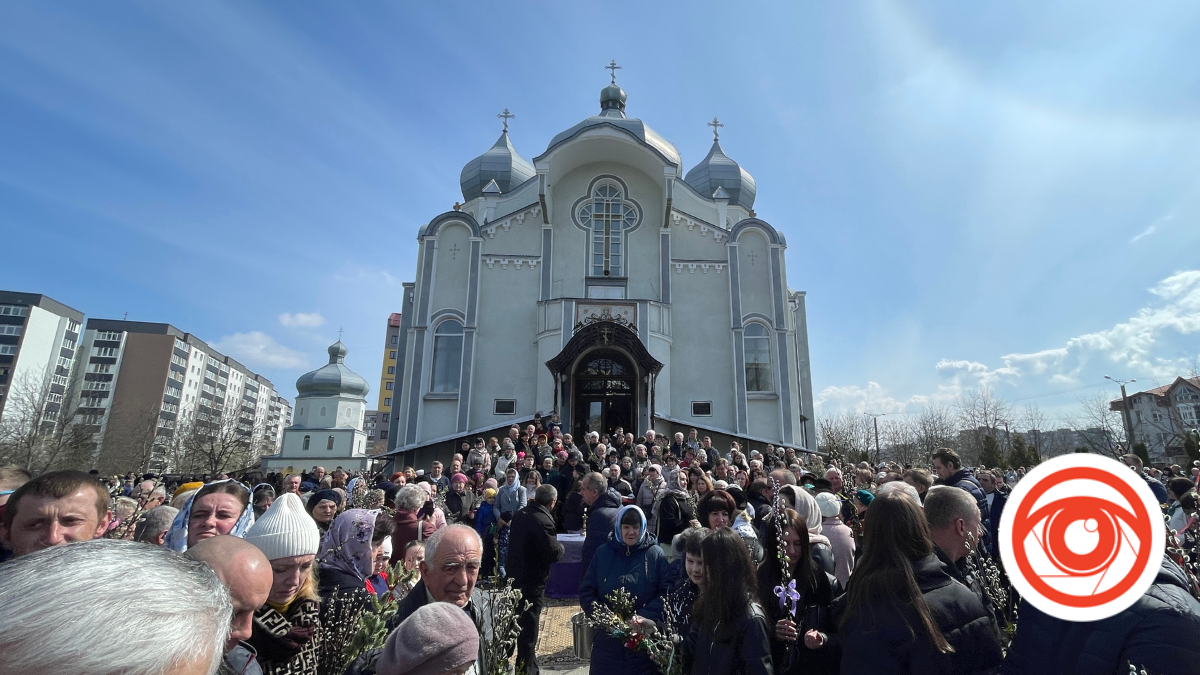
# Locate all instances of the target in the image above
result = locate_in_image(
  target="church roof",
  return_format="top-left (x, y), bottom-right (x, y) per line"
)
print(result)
top-left (538, 82), bottom-right (681, 167)
top-left (295, 341), bottom-right (370, 400)
top-left (459, 131), bottom-right (536, 202)
top-left (684, 139), bottom-right (757, 209)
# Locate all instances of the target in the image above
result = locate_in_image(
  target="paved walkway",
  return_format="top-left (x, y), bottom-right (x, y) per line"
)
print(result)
top-left (535, 598), bottom-right (588, 671)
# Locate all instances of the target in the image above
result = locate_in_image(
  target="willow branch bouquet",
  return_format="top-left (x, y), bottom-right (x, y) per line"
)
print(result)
top-left (587, 588), bottom-right (683, 675)
top-left (477, 579), bottom-right (528, 675)
top-left (769, 477), bottom-right (798, 618)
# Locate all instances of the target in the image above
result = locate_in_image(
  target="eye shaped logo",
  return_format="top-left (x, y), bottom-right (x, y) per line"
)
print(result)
top-left (999, 454), bottom-right (1164, 621)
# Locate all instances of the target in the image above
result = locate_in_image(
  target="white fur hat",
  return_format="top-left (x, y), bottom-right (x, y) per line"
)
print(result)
top-left (244, 493), bottom-right (320, 560)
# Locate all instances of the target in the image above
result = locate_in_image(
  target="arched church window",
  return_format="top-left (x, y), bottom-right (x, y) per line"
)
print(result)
top-left (578, 184), bottom-right (638, 277)
top-left (327, 435), bottom-right (335, 450)
top-left (431, 319), bottom-right (464, 393)
top-left (744, 323), bottom-right (773, 393)
top-left (320, 406), bottom-right (327, 417)
top-left (303, 435), bottom-right (310, 451)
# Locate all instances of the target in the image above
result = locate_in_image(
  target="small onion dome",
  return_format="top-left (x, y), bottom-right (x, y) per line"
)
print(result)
top-left (684, 140), bottom-right (757, 209)
top-left (600, 82), bottom-right (627, 117)
top-left (295, 341), bottom-right (370, 399)
top-left (459, 131), bottom-right (535, 202)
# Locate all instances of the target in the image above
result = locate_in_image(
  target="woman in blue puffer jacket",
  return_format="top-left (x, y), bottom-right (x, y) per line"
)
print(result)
top-left (580, 504), bottom-right (672, 675)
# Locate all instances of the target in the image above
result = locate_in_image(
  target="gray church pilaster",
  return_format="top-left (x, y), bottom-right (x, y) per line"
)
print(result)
top-left (793, 292), bottom-right (817, 449)
top-left (770, 247), bottom-right (794, 445)
top-left (659, 227), bottom-right (671, 305)
top-left (457, 238), bottom-right (483, 432)
top-left (727, 242), bottom-right (747, 434)
top-left (405, 239), bottom-right (437, 446)
top-left (540, 226), bottom-right (553, 301)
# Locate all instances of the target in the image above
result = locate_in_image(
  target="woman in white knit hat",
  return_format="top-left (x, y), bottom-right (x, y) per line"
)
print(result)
top-left (243, 492), bottom-right (323, 675)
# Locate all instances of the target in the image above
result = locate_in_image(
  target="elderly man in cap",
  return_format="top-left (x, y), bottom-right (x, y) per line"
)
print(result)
top-left (385, 524), bottom-right (487, 670)
top-left (188, 535), bottom-right (274, 675)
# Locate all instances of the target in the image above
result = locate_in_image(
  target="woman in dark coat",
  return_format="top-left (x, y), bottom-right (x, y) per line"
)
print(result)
top-left (580, 505), bottom-right (671, 675)
top-left (838, 492), bottom-right (1003, 674)
top-left (686, 527), bottom-right (774, 675)
top-left (757, 508), bottom-right (840, 675)
top-left (562, 479), bottom-right (586, 533)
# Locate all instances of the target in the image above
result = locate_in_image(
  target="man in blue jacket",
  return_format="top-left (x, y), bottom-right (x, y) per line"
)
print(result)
top-left (580, 472), bottom-right (623, 571)
top-left (933, 448), bottom-right (992, 553)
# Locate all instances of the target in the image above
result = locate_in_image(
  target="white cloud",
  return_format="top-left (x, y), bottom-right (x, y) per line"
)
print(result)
top-left (1130, 212), bottom-right (1175, 244)
top-left (213, 332), bottom-right (308, 370)
top-left (278, 311), bottom-right (326, 328)
top-left (819, 270), bottom-right (1200, 414)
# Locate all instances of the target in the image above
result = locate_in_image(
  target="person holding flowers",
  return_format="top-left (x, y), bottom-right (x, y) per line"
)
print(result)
top-left (579, 504), bottom-right (670, 675)
top-left (758, 507), bottom-right (840, 675)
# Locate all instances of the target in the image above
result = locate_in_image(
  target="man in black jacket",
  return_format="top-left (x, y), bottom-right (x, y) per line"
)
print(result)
top-left (580, 473), bottom-right (623, 567)
top-left (507, 484), bottom-right (565, 675)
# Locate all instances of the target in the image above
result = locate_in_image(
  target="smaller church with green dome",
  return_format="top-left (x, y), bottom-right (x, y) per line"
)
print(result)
top-left (385, 64), bottom-right (815, 459)
top-left (262, 341), bottom-right (372, 472)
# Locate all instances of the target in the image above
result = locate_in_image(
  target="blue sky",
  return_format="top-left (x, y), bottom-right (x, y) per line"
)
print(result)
top-left (3, 1), bottom-right (1198, 426)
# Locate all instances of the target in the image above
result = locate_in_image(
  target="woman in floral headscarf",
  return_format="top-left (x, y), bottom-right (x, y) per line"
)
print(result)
top-left (315, 508), bottom-right (393, 674)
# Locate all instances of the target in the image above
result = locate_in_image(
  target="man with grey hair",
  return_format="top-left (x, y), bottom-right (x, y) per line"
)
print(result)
top-left (0, 538), bottom-right (232, 675)
top-left (134, 505), bottom-right (180, 546)
top-left (386, 524), bottom-right (486, 667)
top-left (508, 484), bottom-right (563, 674)
top-left (877, 478), bottom-right (922, 505)
top-left (580, 471), bottom-right (621, 566)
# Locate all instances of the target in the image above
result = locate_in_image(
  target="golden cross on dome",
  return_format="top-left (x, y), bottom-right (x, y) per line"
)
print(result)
top-left (606, 60), bottom-right (621, 84)
top-left (497, 108), bottom-right (515, 132)
top-left (708, 117), bottom-right (724, 141)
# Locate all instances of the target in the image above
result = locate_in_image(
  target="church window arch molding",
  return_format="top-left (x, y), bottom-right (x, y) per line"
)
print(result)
top-left (743, 321), bottom-right (774, 394)
top-left (302, 435), bottom-right (311, 451)
top-left (430, 318), bottom-right (464, 394)
top-left (572, 175), bottom-right (643, 278)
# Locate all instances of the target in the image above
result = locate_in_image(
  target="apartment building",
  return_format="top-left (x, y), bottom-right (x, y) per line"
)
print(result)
top-left (73, 319), bottom-right (289, 472)
top-left (1111, 376), bottom-right (1200, 464)
top-left (368, 312), bottom-right (402, 453)
top-left (0, 291), bottom-right (84, 429)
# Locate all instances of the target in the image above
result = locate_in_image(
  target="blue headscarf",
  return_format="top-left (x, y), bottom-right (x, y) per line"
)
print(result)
top-left (163, 479), bottom-right (255, 552)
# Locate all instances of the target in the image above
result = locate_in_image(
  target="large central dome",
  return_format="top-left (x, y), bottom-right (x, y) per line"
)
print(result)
top-left (538, 81), bottom-right (681, 167)
top-left (295, 341), bottom-right (369, 400)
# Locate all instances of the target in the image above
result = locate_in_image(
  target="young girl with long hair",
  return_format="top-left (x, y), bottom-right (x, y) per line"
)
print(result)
top-left (838, 492), bottom-right (1002, 674)
top-left (686, 528), bottom-right (773, 675)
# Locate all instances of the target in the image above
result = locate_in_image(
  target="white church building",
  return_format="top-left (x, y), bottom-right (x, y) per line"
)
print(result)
top-left (384, 68), bottom-right (815, 463)
top-left (263, 341), bottom-right (372, 472)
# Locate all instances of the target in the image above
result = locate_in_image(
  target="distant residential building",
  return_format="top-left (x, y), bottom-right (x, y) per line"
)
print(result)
top-left (377, 313), bottom-right (401, 412)
top-left (262, 341), bottom-right (371, 472)
top-left (1111, 377), bottom-right (1200, 463)
top-left (0, 291), bottom-right (84, 430)
top-left (72, 319), bottom-right (282, 473)
top-left (267, 394), bottom-right (292, 449)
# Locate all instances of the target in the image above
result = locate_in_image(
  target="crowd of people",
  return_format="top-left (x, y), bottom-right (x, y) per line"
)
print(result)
top-left (2, 419), bottom-right (1200, 675)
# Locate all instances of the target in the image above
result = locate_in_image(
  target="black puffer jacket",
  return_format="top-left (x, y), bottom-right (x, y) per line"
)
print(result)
top-left (758, 564), bottom-right (840, 675)
top-left (999, 555), bottom-right (1200, 675)
top-left (686, 601), bottom-right (775, 675)
top-left (839, 553), bottom-right (1003, 674)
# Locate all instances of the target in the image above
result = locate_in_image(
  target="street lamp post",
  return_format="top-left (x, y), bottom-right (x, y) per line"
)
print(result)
top-left (1105, 375), bottom-right (1137, 452)
top-left (864, 412), bottom-right (886, 465)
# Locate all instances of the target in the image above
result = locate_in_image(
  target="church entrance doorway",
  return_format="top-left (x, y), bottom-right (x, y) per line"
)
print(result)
top-left (572, 349), bottom-right (636, 442)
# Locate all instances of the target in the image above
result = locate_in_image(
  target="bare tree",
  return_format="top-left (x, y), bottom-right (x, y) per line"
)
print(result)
top-left (818, 411), bottom-right (874, 467)
top-left (175, 401), bottom-right (260, 476)
top-left (881, 417), bottom-right (922, 466)
top-left (96, 400), bottom-right (165, 475)
top-left (912, 404), bottom-right (958, 464)
top-left (1019, 403), bottom-right (1050, 459)
top-left (955, 386), bottom-right (1012, 465)
top-left (0, 369), bottom-right (93, 472)
top-left (1063, 392), bottom-right (1125, 458)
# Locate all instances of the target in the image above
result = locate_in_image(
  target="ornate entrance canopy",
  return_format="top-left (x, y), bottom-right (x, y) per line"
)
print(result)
top-left (545, 321), bottom-right (662, 376)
